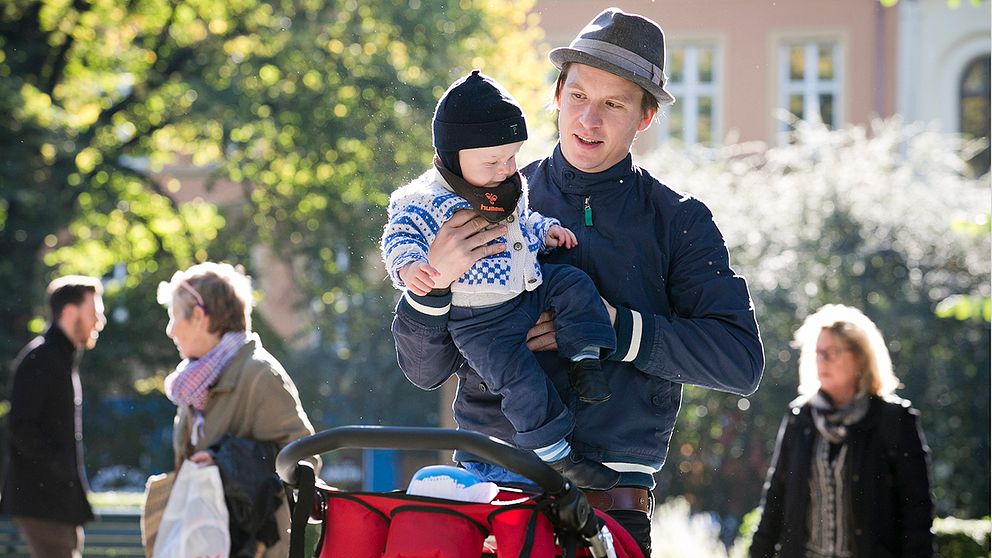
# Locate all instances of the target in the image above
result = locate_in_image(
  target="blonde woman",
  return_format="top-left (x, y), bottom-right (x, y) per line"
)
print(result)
top-left (750, 304), bottom-right (934, 558)
top-left (155, 262), bottom-right (318, 557)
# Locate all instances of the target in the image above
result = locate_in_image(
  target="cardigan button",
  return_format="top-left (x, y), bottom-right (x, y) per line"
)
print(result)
top-left (506, 215), bottom-right (515, 223)
top-left (479, 382), bottom-right (488, 392)
top-left (527, 278), bottom-right (537, 284)
top-left (513, 242), bottom-right (523, 251)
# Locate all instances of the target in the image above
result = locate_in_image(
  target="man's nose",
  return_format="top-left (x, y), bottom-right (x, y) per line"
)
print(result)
top-left (579, 104), bottom-right (603, 128)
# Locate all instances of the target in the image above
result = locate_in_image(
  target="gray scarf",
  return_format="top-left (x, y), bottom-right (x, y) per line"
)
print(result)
top-left (809, 390), bottom-right (870, 444)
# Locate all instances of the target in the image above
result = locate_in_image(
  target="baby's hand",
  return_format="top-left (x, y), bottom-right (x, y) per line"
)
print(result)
top-left (545, 224), bottom-right (577, 249)
top-left (399, 261), bottom-right (440, 296)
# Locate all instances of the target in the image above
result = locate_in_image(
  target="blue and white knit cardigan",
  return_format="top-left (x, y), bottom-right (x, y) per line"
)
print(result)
top-left (381, 168), bottom-right (559, 308)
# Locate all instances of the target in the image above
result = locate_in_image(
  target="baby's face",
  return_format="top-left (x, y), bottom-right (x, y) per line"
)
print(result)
top-left (458, 141), bottom-right (524, 188)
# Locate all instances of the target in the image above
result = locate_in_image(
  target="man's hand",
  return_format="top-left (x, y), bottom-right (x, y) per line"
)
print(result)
top-left (527, 299), bottom-right (616, 352)
top-left (526, 310), bottom-right (558, 351)
top-left (400, 261), bottom-right (440, 296)
top-left (545, 224), bottom-right (577, 249)
top-left (428, 210), bottom-right (507, 288)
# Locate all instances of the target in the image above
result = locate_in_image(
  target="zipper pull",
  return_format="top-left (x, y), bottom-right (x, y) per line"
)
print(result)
top-left (583, 196), bottom-right (593, 227)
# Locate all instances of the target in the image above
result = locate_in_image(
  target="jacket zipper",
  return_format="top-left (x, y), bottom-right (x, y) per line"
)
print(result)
top-left (583, 196), bottom-right (593, 227)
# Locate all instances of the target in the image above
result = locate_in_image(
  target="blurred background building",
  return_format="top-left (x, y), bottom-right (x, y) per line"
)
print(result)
top-left (534, 0), bottom-right (989, 172)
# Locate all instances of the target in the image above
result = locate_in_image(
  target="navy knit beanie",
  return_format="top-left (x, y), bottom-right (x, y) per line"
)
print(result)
top-left (433, 70), bottom-right (528, 161)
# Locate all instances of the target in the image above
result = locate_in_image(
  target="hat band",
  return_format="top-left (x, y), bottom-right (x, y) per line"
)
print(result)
top-left (570, 38), bottom-right (665, 86)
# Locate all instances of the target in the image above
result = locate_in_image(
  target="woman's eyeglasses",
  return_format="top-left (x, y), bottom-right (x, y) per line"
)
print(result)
top-left (815, 347), bottom-right (849, 362)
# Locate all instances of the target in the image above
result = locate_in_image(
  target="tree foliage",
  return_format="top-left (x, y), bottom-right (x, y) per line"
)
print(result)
top-left (0, 0), bottom-right (547, 475)
top-left (640, 118), bottom-right (990, 521)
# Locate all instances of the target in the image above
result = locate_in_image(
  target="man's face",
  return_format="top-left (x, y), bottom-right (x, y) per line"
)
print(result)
top-left (556, 64), bottom-right (657, 174)
top-left (67, 292), bottom-right (106, 350)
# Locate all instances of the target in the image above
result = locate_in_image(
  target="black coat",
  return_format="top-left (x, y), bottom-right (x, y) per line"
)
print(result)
top-left (750, 395), bottom-right (934, 558)
top-left (1, 327), bottom-right (94, 524)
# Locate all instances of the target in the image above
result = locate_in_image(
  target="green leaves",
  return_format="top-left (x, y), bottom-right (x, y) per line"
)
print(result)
top-left (2, 0), bottom-right (547, 479)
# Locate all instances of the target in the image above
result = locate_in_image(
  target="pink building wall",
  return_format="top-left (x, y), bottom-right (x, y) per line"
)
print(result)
top-left (532, 0), bottom-right (899, 146)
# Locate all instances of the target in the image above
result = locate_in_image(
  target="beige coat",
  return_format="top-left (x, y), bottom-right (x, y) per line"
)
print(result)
top-left (172, 335), bottom-right (319, 558)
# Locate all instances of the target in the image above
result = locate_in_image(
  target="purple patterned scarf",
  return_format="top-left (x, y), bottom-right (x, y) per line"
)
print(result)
top-left (165, 331), bottom-right (247, 411)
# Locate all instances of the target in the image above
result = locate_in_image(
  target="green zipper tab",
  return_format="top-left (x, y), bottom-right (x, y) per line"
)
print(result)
top-left (584, 196), bottom-right (593, 226)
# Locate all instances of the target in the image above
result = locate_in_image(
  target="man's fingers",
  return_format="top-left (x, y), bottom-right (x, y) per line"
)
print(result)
top-left (446, 209), bottom-right (476, 227)
top-left (534, 311), bottom-right (554, 325)
top-left (475, 216), bottom-right (492, 233)
top-left (474, 225), bottom-right (508, 246)
top-left (476, 241), bottom-right (507, 258)
top-left (526, 332), bottom-right (558, 352)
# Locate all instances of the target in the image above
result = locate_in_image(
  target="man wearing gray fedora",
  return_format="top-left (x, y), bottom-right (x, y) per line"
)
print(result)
top-left (392, 7), bottom-right (764, 555)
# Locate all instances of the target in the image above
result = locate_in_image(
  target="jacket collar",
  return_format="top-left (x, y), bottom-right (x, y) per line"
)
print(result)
top-left (44, 325), bottom-right (78, 360)
top-left (548, 143), bottom-right (637, 194)
top-left (211, 333), bottom-right (257, 394)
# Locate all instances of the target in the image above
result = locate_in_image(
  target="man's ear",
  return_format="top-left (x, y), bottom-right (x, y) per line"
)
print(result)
top-left (637, 106), bottom-right (658, 133)
top-left (58, 304), bottom-right (79, 326)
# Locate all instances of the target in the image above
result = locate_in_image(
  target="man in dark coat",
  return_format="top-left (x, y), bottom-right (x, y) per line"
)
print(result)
top-left (1, 276), bottom-right (106, 558)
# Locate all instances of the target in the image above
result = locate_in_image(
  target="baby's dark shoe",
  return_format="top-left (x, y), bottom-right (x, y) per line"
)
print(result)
top-left (569, 359), bottom-right (612, 404)
top-left (548, 451), bottom-right (620, 490)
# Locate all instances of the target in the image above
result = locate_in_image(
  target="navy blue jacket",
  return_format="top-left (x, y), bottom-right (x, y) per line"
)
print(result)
top-left (392, 146), bottom-right (763, 484)
top-left (750, 396), bottom-right (934, 558)
top-left (1, 326), bottom-right (94, 524)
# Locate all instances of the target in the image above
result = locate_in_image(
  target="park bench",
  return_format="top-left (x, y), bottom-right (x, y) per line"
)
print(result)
top-left (0, 511), bottom-right (144, 557)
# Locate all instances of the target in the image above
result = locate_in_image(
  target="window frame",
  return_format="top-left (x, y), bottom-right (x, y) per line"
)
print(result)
top-left (658, 40), bottom-right (723, 146)
top-left (776, 37), bottom-right (844, 143)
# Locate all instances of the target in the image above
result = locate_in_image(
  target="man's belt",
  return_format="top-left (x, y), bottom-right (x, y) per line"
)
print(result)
top-left (583, 486), bottom-right (654, 515)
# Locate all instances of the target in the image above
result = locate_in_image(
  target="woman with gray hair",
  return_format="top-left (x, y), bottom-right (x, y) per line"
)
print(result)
top-left (750, 304), bottom-right (934, 558)
top-left (153, 261), bottom-right (318, 557)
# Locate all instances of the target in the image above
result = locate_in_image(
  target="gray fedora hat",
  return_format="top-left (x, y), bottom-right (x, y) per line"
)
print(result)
top-left (549, 7), bottom-right (675, 106)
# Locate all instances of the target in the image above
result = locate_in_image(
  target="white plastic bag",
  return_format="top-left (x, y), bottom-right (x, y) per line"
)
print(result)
top-left (152, 459), bottom-right (230, 558)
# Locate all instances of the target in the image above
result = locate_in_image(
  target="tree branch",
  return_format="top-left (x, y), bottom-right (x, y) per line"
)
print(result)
top-left (40, 0), bottom-right (93, 96)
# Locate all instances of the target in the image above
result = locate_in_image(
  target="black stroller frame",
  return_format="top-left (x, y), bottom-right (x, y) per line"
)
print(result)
top-left (276, 425), bottom-right (623, 558)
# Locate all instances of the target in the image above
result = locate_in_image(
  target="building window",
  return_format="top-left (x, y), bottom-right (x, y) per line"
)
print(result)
top-left (960, 55), bottom-right (990, 176)
top-left (659, 43), bottom-right (719, 145)
top-left (778, 40), bottom-right (842, 141)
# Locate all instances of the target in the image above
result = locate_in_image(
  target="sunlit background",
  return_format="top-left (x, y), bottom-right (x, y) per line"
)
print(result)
top-left (0, 0), bottom-right (988, 555)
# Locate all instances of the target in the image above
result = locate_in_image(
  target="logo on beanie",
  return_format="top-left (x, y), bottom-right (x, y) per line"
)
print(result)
top-left (510, 124), bottom-right (520, 136)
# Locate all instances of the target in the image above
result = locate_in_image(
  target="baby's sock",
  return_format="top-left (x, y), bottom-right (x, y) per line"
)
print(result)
top-left (571, 345), bottom-right (600, 362)
top-left (534, 438), bottom-right (570, 462)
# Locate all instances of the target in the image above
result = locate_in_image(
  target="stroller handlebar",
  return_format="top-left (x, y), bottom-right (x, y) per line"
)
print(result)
top-left (276, 425), bottom-right (568, 495)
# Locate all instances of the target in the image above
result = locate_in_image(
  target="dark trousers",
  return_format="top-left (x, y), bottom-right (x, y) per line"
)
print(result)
top-left (13, 516), bottom-right (84, 558)
top-left (607, 509), bottom-right (652, 558)
top-left (448, 263), bottom-right (616, 450)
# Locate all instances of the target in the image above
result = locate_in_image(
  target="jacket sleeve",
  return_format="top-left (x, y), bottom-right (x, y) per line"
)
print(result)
top-left (382, 192), bottom-right (433, 288)
top-left (607, 200), bottom-right (763, 395)
top-left (523, 207), bottom-right (559, 254)
top-left (390, 290), bottom-right (467, 390)
top-left (891, 407), bottom-right (935, 557)
top-left (749, 413), bottom-right (792, 558)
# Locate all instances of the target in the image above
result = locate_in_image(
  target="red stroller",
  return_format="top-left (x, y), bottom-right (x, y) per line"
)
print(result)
top-left (276, 426), bottom-right (645, 558)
